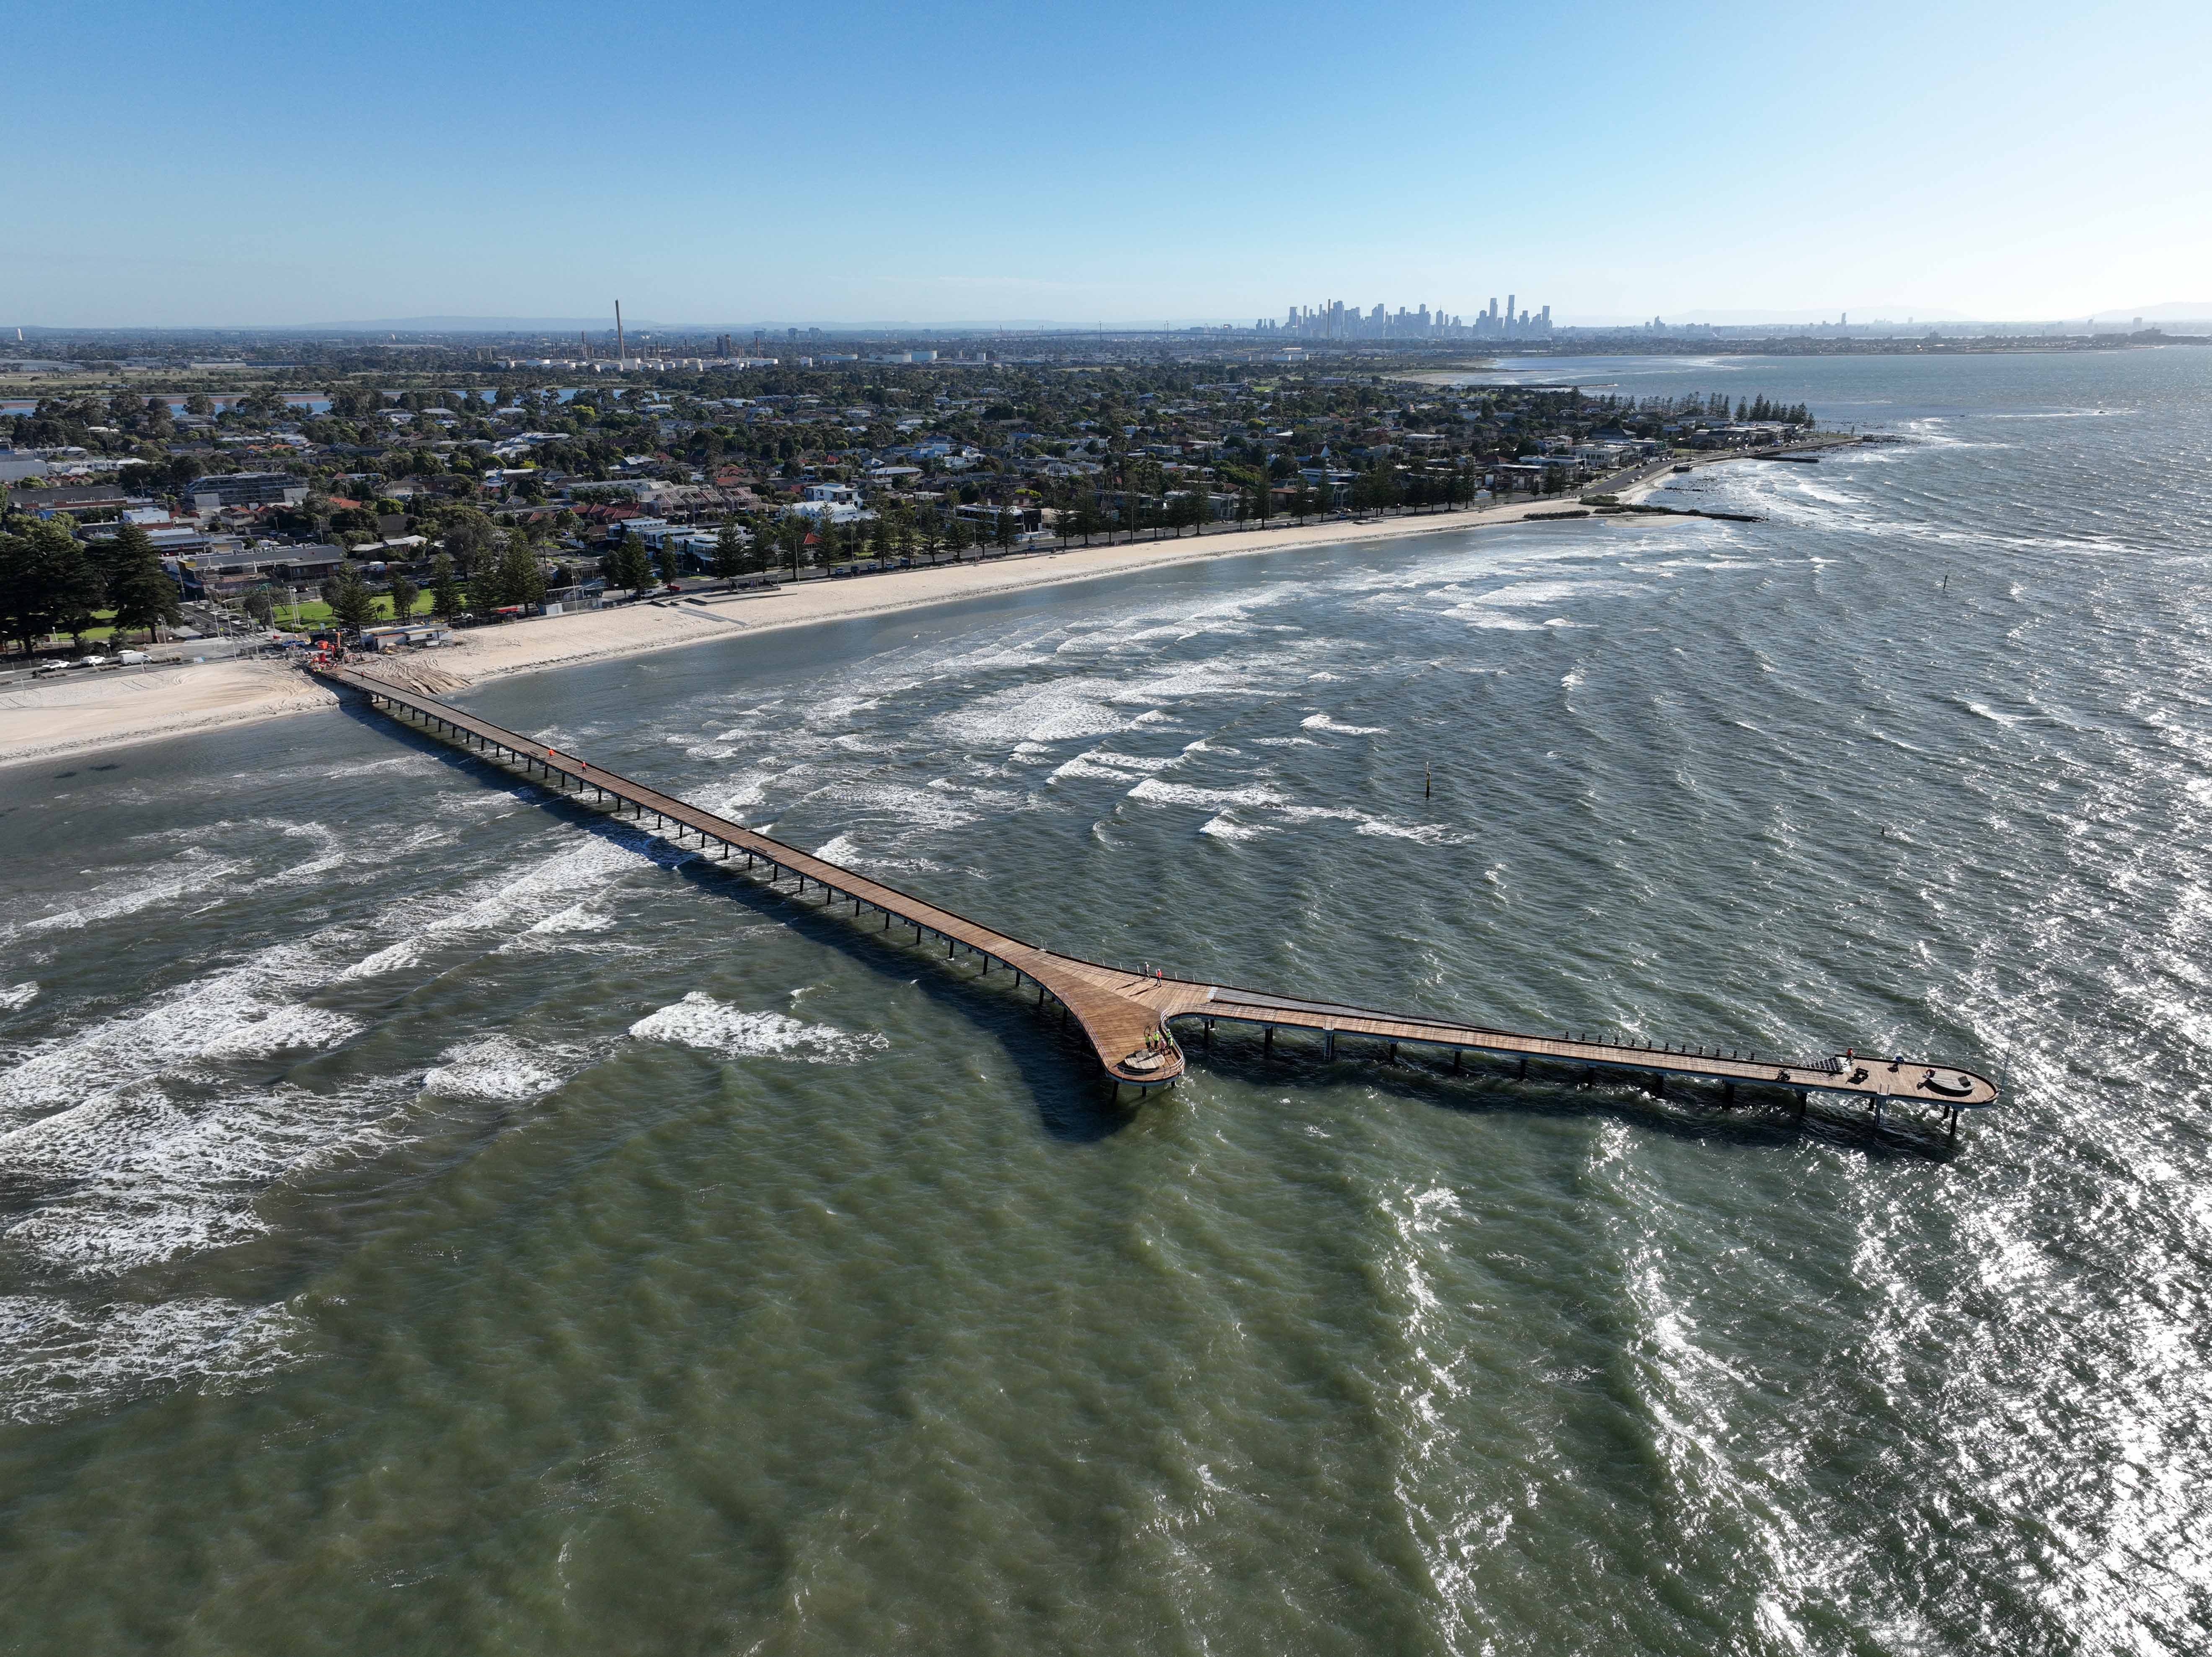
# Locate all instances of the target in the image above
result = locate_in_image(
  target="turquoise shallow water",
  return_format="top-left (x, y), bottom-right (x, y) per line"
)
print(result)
top-left (5, 348), bottom-right (2212, 1653)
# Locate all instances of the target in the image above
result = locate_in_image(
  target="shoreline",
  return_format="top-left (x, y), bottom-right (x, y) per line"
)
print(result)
top-left (0, 448), bottom-right (1798, 772)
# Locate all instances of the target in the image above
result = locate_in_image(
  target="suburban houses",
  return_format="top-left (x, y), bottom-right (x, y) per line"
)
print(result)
top-left (0, 340), bottom-right (1810, 653)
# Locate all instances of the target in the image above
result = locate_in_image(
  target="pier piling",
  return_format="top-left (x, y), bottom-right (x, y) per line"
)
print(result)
top-left (319, 664), bottom-right (2000, 1123)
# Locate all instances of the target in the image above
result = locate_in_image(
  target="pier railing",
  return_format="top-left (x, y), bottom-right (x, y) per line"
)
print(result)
top-left (317, 663), bottom-right (1998, 1135)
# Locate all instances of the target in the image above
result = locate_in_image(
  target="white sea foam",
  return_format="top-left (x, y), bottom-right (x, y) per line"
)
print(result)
top-left (0, 1294), bottom-right (304, 1424)
top-left (628, 993), bottom-right (885, 1063)
top-left (197, 1002), bottom-right (363, 1059)
top-left (1301, 713), bottom-right (1389, 735)
top-left (424, 834), bottom-right (656, 940)
top-left (0, 1076), bottom-right (404, 1276)
top-left (341, 939), bottom-right (425, 979)
top-left (1049, 748), bottom-right (1180, 784)
top-left (810, 778), bottom-right (978, 833)
top-left (421, 1034), bottom-right (584, 1101)
top-left (933, 678), bottom-right (1130, 748)
top-left (244, 821), bottom-right (349, 890)
top-left (1468, 577), bottom-right (1648, 608)
top-left (1354, 817), bottom-right (1458, 844)
top-left (0, 849), bottom-right (243, 945)
top-left (1198, 813), bottom-right (1271, 842)
top-left (0, 946), bottom-right (358, 1123)
top-left (1111, 658), bottom-right (1282, 706)
top-left (527, 903), bottom-right (615, 936)
top-left (0, 982), bottom-right (38, 1012)
top-left (1125, 777), bottom-right (1291, 810)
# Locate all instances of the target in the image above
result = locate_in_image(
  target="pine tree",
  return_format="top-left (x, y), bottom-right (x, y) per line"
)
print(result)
top-left (609, 532), bottom-right (653, 594)
top-left (494, 537), bottom-right (548, 607)
top-left (385, 573), bottom-right (419, 621)
top-left (328, 565), bottom-right (376, 634)
top-left (104, 524), bottom-right (181, 641)
top-left (429, 554), bottom-right (463, 620)
top-left (713, 519), bottom-right (744, 580)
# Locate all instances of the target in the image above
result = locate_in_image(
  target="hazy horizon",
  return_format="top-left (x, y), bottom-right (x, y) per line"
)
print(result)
top-left (12, 302), bottom-right (2212, 338)
top-left (6, 0), bottom-right (2210, 329)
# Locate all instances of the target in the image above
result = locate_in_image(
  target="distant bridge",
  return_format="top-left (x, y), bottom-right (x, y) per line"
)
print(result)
top-left (319, 664), bottom-right (1999, 1137)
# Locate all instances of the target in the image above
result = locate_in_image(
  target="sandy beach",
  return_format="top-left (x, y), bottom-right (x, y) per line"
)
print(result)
top-left (0, 457), bottom-right (1735, 771)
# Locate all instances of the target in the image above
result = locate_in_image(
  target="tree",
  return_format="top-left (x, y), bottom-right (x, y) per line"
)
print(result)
top-left (328, 565), bottom-right (377, 634)
top-left (492, 537), bottom-right (547, 608)
top-left (945, 515), bottom-right (972, 559)
top-left (429, 555), bottom-right (464, 620)
top-left (607, 532), bottom-right (654, 595)
top-left (0, 520), bottom-right (103, 655)
top-left (429, 503), bottom-right (495, 581)
top-left (713, 519), bottom-right (745, 580)
top-left (89, 520), bottom-right (151, 600)
top-left (107, 525), bottom-right (182, 643)
top-left (385, 573), bottom-right (419, 621)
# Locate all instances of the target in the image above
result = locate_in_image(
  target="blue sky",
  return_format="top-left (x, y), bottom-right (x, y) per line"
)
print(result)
top-left (10, 0), bottom-right (2210, 327)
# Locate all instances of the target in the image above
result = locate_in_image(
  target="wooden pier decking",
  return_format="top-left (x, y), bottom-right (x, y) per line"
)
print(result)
top-left (319, 665), bottom-right (2000, 1128)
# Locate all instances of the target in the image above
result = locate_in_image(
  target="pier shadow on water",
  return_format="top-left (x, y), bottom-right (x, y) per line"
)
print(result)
top-left (1182, 1027), bottom-right (1964, 1161)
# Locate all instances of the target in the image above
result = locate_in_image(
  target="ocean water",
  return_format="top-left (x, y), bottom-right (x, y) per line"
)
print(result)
top-left (4, 347), bottom-right (2211, 1654)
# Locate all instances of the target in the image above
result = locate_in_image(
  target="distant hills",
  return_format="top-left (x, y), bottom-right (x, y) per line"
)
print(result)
top-left (2090, 302), bottom-right (2212, 321)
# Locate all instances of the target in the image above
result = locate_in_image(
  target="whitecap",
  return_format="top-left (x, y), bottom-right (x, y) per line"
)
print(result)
top-left (421, 1034), bottom-right (583, 1101)
top-left (1049, 748), bottom-right (1181, 784)
top-left (341, 939), bottom-right (424, 979)
top-left (0, 1076), bottom-right (403, 1276)
top-left (628, 993), bottom-right (885, 1063)
top-left (0, 946), bottom-right (356, 1123)
top-left (526, 903), bottom-right (615, 936)
top-left (0, 1295), bottom-right (305, 1425)
top-left (1301, 713), bottom-right (1389, 735)
top-left (932, 678), bottom-right (1129, 748)
top-left (0, 850), bottom-right (243, 945)
top-left (1126, 777), bottom-right (1291, 810)
top-left (1198, 814), bottom-right (1271, 842)
top-left (197, 1003), bottom-right (363, 1059)
top-left (0, 982), bottom-right (37, 1012)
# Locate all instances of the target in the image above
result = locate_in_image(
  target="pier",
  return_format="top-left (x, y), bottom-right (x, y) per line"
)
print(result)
top-left (319, 664), bottom-right (2000, 1133)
